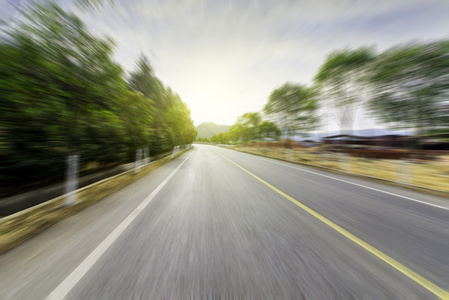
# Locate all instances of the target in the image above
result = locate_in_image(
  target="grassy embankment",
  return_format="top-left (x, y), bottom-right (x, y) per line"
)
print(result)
top-left (233, 146), bottom-right (449, 194)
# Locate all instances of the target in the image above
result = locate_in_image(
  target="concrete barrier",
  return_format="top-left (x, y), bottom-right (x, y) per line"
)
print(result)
top-left (0, 147), bottom-right (193, 254)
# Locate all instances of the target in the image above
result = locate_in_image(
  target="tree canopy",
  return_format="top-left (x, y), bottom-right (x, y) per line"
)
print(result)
top-left (0, 3), bottom-right (195, 187)
top-left (264, 83), bottom-right (320, 138)
top-left (366, 41), bottom-right (449, 133)
top-left (204, 113), bottom-right (281, 144)
top-left (314, 47), bottom-right (375, 134)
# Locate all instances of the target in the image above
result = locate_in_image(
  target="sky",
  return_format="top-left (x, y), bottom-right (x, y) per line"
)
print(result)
top-left (53, 0), bottom-right (449, 130)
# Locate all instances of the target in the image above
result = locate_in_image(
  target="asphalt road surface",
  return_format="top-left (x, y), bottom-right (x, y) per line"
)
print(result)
top-left (1, 144), bottom-right (449, 299)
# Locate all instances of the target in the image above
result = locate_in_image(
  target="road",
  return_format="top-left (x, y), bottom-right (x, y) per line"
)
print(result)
top-left (1, 144), bottom-right (449, 299)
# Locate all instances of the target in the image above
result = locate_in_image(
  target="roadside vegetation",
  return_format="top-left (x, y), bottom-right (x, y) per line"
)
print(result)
top-left (201, 43), bottom-right (449, 144)
top-left (198, 42), bottom-right (449, 193)
top-left (0, 4), bottom-right (196, 195)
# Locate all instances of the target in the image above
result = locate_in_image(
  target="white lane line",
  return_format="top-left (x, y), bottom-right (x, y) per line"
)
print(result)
top-left (47, 149), bottom-right (196, 300)
top-left (220, 148), bottom-right (449, 211)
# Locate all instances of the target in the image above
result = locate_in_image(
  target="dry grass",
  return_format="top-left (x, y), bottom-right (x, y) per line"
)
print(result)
top-left (0, 148), bottom-right (192, 253)
top-left (236, 146), bottom-right (449, 193)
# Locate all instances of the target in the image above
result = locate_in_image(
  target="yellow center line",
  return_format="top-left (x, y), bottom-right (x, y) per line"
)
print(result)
top-left (214, 150), bottom-right (449, 300)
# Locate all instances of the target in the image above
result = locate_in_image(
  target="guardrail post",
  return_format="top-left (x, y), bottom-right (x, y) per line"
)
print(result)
top-left (64, 155), bottom-right (79, 206)
top-left (135, 149), bottom-right (142, 174)
top-left (172, 145), bottom-right (179, 158)
top-left (143, 147), bottom-right (148, 165)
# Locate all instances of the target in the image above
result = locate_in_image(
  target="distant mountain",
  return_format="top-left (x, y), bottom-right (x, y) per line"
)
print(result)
top-left (196, 122), bottom-right (231, 138)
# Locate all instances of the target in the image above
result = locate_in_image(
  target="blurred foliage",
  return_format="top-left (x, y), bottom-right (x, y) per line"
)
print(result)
top-left (256, 120), bottom-right (281, 141)
top-left (2, 1), bottom-right (449, 189)
top-left (264, 83), bottom-right (320, 138)
top-left (0, 3), bottom-right (195, 185)
top-left (76, 0), bottom-right (114, 12)
top-left (315, 44), bottom-right (449, 135)
top-left (203, 113), bottom-right (281, 144)
top-left (207, 132), bottom-right (230, 144)
top-left (205, 41), bottom-right (449, 147)
top-left (315, 47), bottom-right (375, 133)
top-left (235, 112), bottom-right (262, 141)
top-left (366, 41), bottom-right (449, 133)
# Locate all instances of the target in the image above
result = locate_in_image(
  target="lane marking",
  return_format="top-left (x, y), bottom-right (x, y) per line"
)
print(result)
top-left (47, 149), bottom-right (196, 300)
top-left (219, 147), bottom-right (449, 210)
top-left (215, 151), bottom-right (449, 300)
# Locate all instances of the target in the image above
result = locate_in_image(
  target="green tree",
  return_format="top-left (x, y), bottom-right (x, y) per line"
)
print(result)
top-left (236, 112), bottom-right (262, 141)
top-left (0, 3), bottom-right (196, 189)
top-left (228, 123), bottom-right (245, 143)
top-left (213, 132), bottom-right (230, 144)
top-left (257, 121), bottom-right (281, 141)
top-left (315, 47), bottom-right (375, 134)
top-left (366, 41), bottom-right (449, 134)
top-left (264, 83), bottom-right (320, 138)
top-left (115, 91), bottom-right (155, 159)
top-left (0, 3), bottom-right (126, 181)
top-left (228, 112), bottom-right (262, 142)
top-left (165, 99), bottom-right (196, 146)
top-left (128, 55), bottom-right (164, 107)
